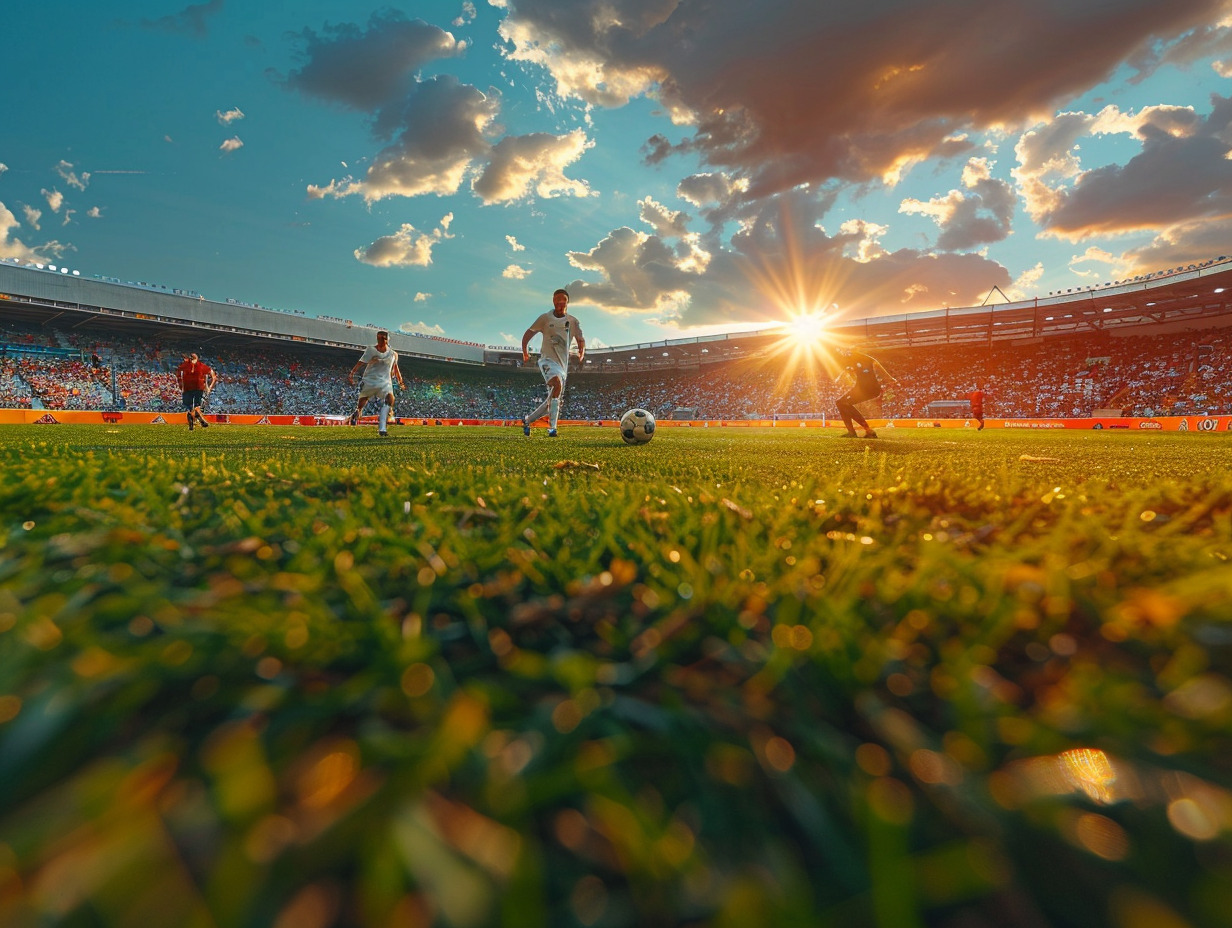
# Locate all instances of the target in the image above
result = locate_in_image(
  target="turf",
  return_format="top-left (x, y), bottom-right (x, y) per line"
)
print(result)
top-left (1, 424), bottom-right (1230, 928)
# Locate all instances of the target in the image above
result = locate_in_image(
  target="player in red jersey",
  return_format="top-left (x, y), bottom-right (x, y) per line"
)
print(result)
top-left (176, 352), bottom-right (217, 431)
top-left (969, 387), bottom-right (992, 430)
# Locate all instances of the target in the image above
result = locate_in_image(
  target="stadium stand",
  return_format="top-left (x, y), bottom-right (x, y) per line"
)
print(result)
top-left (2, 257), bottom-right (1231, 419)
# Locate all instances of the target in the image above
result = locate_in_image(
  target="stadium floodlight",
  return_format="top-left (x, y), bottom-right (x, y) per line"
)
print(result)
top-left (1215, 288), bottom-right (1225, 294)
top-left (48, 265), bottom-right (57, 271)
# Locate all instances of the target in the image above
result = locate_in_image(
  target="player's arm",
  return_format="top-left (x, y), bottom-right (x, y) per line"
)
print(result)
top-left (874, 358), bottom-right (900, 384)
top-left (521, 327), bottom-right (536, 363)
top-left (572, 318), bottom-right (586, 361)
top-left (348, 359), bottom-right (364, 384)
top-left (392, 356), bottom-right (405, 389)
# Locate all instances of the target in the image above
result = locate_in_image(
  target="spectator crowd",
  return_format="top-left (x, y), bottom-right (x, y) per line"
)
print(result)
top-left (2, 317), bottom-right (1231, 421)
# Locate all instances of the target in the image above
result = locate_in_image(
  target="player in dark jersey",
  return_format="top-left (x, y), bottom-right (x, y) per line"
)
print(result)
top-left (835, 348), bottom-right (898, 438)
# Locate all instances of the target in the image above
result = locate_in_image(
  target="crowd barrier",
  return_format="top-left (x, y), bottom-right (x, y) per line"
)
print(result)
top-left (1, 409), bottom-right (1231, 432)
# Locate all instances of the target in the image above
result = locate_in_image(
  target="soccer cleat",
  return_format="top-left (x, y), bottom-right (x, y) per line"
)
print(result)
top-left (349, 413), bottom-right (358, 426)
top-left (864, 430), bottom-right (878, 438)
top-left (378, 430), bottom-right (388, 437)
top-left (199, 417), bottom-right (209, 429)
top-left (547, 429), bottom-right (558, 437)
top-left (841, 430), bottom-right (858, 437)
top-left (522, 418), bottom-right (530, 436)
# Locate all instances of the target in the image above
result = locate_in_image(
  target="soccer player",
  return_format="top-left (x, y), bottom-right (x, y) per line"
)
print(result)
top-left (835, 347), bottom-right (897, 438)
top-left (969, 386), bottom-right (992, 430)
top-left (348, 330), bottom-right (404, 437)
top-left (176, 352), bottom-right (217, 431)
top-left (521, 288), bottom-right (586, 436)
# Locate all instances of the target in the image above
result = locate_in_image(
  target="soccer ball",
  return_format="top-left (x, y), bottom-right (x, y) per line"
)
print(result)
top-left (620, 408), bottom-right (655, 444)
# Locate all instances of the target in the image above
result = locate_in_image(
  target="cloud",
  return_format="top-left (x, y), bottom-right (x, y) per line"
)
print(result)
top-left (1067, 245), bottom-right (1124, 280)
top-left (506, 234), bottom-right (525, 251)
top-left (677, 172), bottom-right (749, 210)
top-left (563, 187), bottom-right (1011, 328)
top-left (55, 161), bottom-right (90, 191)
top-left (220, 137), bottom-right (244, 153)
top-left (42, 189), bottom-right (63, 212)
top-left (1009, 262), bottom-right (1046, 299)
top-left (311, 76), bottom-right (499, 202)
top-left (354, 213), bottom-right (455, 267)
top-left (87, 206), bottom-right (103, 219)
top-left (1119, 218), bottom-right (1232, 275)
top-left (472, 128), bottom-right (593, 203)
top-left (0, 200), bottom-right (68, 262)
top-left (497, 0), bottom-right (1230, 197)
top-left (295, 19), bottom-right (596, 209)
top-left (1018, 97), bottom-right (1232, 241)
top-left (0, 163), bottom-right (7, 175)
top-left (502, 264), bottom-right (531, 279)
top-left (899, 156), bottom-right (1016, 250)
top-left (139, 0), bottom-right (224, 38)
top-left (216, 107), bottom-right (245, 124)
top-left (414, 292), bottom-right (431, 301)
top-left (284, 10), bottom-right (465, 112)
top-left (399, 320), bottom-right (447, 336)
top-left (453, 2), bottom-right (478, 27)
top-left (22, 205), bottom-right (41, 231)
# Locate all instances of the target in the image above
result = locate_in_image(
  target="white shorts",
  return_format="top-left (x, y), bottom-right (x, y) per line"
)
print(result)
top-left (538, 358), bottom-right (567, 386)
top-left (358, 380), bottom-right (393, 401)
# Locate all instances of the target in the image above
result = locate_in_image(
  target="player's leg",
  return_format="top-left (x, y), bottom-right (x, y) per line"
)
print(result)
top-left (524, 366), bottom-right (554, 433)
top-left (547, 375), bottom-right (564, 435)
top-left (183, 392), bottom-right (195, 430)
top-left (352, 388), bottom-right (371, 426)
top-left (379, 390), bottom-right (393, 436)
top-left (525, 391), bottom-right (550, 428)
top-left (845, 388), bottom-right (878, 437)
top-left (836, 392), bottom-right (858, 436)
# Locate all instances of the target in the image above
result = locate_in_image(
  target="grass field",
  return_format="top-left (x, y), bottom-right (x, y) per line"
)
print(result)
top-left (1, 423), bottom-right (1230, 928)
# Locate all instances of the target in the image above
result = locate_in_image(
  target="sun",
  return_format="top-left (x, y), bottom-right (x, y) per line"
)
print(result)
top-left (785, 310), bottom-right (829, 345)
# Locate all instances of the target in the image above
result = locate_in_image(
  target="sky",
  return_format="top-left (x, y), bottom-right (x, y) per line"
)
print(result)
top-left (4, 0), bottom-right (1232, 351)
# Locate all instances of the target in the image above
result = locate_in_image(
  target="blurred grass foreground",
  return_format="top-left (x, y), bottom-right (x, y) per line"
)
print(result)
top-left (1, 424), bottom-right (1231, 928)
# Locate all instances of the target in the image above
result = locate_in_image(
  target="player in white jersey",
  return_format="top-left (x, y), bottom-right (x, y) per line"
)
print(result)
top-left (521, 288), bottom-right (586, 436)
top-left (348, 330), bottom-right (404, 436)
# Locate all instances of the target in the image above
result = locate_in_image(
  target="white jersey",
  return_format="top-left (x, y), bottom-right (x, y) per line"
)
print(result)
top-left (528, 311), bottom-right (583, 374)
top-left (358, 346), bottom-right (398, 388)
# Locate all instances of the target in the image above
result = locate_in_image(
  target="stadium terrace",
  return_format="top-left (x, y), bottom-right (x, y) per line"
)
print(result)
top-left (2, 257), bottom-right (1231, 427)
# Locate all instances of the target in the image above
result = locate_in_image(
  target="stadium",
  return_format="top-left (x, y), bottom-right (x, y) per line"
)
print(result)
top-left (2, 252), bottom-right (1232, 928)
top-left (2, 257), bottom-right (1231, 429)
